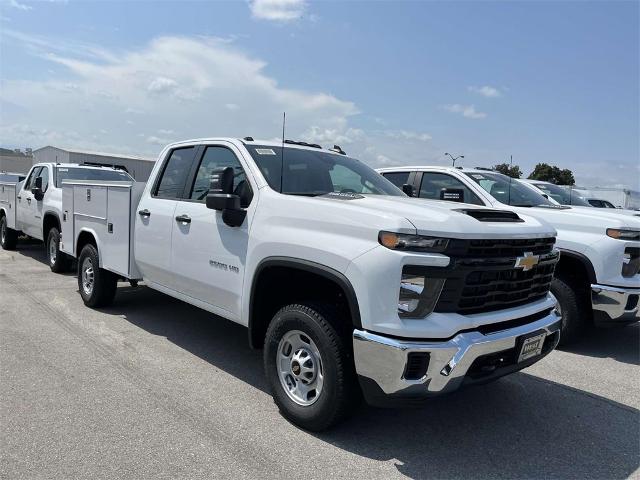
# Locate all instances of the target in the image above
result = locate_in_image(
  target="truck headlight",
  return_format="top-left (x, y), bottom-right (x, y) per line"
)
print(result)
top-left (379, 231), bottom-right (449, 253)
top-left (622, 247), bottom-right (640, 277)
top-left (607, 228), bottom-right (640, 241)
top-left (399, 267), bottom-right (445, 318)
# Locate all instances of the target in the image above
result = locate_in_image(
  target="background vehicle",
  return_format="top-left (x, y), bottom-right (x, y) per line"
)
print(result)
top-left (520, 180), bottom-right (640, 217)
top-left (378, 166), bottom-right (640, 344)
top-left (61, 138), bottom-right (561, 430)
top-left (0, 163), bottom-right (133, 272)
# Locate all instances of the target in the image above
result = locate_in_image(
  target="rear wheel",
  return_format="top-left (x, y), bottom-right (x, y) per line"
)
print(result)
top-left (0, 215), bottom-right (18, 250)
top-left (78, 243), bottom-right (117, 307)
top-left (552, 274), bottom-right (590, 345)
top-left (264, 303), bottom-right (360, 431)
top-left (47, 227), bottom-right (71, 273)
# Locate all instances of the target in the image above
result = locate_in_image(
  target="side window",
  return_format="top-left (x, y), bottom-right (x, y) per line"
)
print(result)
top-left (37, 166), bottom-right (49, 192)
top-left (24, 167), bottom-right (42, 191)
top-left (382, 172), bottom-right (410, 189)
top-left (154, 147), bottom-right (197, 199)
top-left (189, 146), bottom-right (252, 205)
top-left (419, 172), bottom-right (484, 205)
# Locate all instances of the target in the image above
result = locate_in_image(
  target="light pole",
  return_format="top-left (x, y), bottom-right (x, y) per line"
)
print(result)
top-left (445, 152), bottom-right (464, 167)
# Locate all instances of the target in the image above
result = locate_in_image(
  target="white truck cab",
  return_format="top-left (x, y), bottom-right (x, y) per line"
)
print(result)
top-left (378, 166), bottom-right (640, 343)
top-left (62, 138), bottom-right (562, 430)
top-left (0, 163), bottom-right (133, 272)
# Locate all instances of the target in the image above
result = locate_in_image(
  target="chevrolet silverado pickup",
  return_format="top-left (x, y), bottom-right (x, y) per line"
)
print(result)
top-left (0, 163), bottom-right (132, 272)
top-left (378, 166), bottom-right (640, 343)
top-left (61, 138), bottom-right (561, 430)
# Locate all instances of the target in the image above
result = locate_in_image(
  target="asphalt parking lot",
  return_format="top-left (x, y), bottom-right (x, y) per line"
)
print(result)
top-left (1, 242), bottom-right (639, 480)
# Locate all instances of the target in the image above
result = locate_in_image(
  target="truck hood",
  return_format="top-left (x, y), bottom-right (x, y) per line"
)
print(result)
top-left (313, 194), bottom-right (556, 239)
top-left (506, 204), bottom-right (640, 232)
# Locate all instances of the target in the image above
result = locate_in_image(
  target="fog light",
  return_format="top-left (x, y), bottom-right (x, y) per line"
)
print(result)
top-left (399, 267), bottom-right (445, 318)
top-left (622, 248), bottom-right (640, 277)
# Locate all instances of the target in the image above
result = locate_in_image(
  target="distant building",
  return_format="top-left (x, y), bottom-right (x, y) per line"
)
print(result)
top-left (32, 146), bottom-right (157, 181)
top-left (0, 147), bottom-right (34, 174)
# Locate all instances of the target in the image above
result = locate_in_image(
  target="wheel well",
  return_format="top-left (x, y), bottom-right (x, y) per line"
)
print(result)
top-left (76, 231), bottom-right (97, 258)
top-left (555, 253), bottom-right (593, 297)
top-left (42, 213), bottom-right (60, 241)
top-left (249, 263), bottom-right (360, 349)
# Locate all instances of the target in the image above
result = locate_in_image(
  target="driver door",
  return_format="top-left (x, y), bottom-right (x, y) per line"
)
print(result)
top-left (17, 166), bottom-right (41, 237)
top-left (170, 142), bottom-right (255, 321)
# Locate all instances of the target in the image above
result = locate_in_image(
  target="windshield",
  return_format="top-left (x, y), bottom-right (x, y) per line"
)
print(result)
top-left (246, 145), bottom-right (403, 196)
top-left (530, 182), bottom-right (592, 207)
top-left (464, 171), bottom-right (556, 207)
top-left (55, 167), bottom-right (133, 187)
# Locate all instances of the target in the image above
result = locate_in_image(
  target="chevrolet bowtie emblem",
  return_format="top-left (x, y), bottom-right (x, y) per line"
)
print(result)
top-left (515, 251), bottom-right (539, 271)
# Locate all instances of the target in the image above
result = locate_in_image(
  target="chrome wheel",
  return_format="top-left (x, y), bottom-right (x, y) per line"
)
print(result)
top-left (48, 235), bottom-right (57, 265)
top-left (1, 221), bottom-right (5, 244)
top-left (555, 298), bottom-right (563, 318)
top-left (81, 257), bottom-right (95, 296)
top-left (277, 330), bottom-right (324, 406)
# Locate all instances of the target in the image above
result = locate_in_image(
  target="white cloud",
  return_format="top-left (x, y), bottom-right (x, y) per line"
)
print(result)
top-left (147, 76), bottom-right (178, 94)
top-left (1, 33), bottom-right (357, 157)
top-left (384, 130), bottom-right (432, 142)
top-left (443, 104), bottom-right (487, 119)
top-left (250, 0), bottom-right (306, 22)
top-left (468, 85), bottom-right (501, 98)
top-left (8, 0), bottom-right (32, 10)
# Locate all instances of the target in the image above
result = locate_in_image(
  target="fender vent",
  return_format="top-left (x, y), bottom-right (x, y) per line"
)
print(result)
top-left (455, 209), bottom-right (523, 222)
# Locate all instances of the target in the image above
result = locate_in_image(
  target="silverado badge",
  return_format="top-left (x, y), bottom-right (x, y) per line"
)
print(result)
top-left (514, 251), bottom-right (540, 271)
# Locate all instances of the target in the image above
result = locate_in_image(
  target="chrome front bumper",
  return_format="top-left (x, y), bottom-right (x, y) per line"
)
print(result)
top-left (353, 309), bottom-right (561, 406)
top-left (591, 284), bottom-right (640, 323)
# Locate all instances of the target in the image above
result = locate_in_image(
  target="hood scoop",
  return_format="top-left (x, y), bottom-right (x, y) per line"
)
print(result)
top-left (455, 209), bottom-right (523, 222)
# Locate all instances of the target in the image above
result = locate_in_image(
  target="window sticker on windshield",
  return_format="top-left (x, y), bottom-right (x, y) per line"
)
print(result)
top-left (58, 168), bottom-right (68, 172)
top-left (255, 148), bottom-right (276, 155)
top-left (472, 174), bottom-right (485, 179)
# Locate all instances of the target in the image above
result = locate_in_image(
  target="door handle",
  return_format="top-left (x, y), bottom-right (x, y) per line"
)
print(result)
top-left (175, 214), bottom-right (191, 224)
top-left (27, 198), bottom-right (31, 205)
top-left (17, 195), bottom-right (22, 201)
top-left (138, 209), bottom-right (151, 218)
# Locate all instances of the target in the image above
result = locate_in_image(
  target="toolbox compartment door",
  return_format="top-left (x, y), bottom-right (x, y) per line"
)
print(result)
top-left (0, 183), bottom-right (17, 230)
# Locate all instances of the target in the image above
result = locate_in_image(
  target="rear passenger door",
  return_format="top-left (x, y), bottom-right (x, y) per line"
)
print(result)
top-left (134, 146), bottom-right (198, 290)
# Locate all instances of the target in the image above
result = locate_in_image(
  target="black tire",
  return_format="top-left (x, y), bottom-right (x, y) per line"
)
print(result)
top-left (264, 303), bottom-right (360, 431)
top-left (47, 227), bottom-right (71, 273)
top-left (551, 274), bottom-right (589, 345)
top-left (0, 215), bottom-right (18, 250)
top-left (77, 243), bottom-right (117, 308)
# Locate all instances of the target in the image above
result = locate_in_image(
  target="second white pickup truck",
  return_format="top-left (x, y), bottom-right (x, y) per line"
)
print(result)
top-left (378, 166), bottom-right (640, 343)
top-left (0, 163), bottom-right (133, 272)
top-left (62, 138), bottom-right (562, 430)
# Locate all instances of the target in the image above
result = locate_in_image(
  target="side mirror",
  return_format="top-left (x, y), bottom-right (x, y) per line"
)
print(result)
top-left (440, 188), bottom-right (465, 203)
top-left (206, 167), bottom-right (246, 227)
top-left (31, 176), bottom-right (44, 201)
top-left (402, 184), bottom-right (415, 197)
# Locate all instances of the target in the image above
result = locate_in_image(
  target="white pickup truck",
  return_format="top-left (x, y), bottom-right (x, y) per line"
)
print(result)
top-left (378, 166), bottom-right (640, 343)
top-left (0, 163), bottom-right (133, 272)
top-left (62, 138), bottom-right (562, 430)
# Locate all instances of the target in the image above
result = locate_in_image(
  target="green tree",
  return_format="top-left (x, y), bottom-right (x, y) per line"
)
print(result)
top-left (528, 163), bottom-right (575, 185)
top-left (493, 163), bottom-right (523, 178)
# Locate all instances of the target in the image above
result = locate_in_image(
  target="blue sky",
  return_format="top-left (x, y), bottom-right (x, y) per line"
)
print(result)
top-left (1, 0), bottom-right (638, 188)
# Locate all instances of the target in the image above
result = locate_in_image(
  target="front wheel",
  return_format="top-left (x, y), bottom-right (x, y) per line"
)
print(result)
top-left (77, 243), bottom-right (117, 307)
top-left (0, 215), bottom-right (18, 250)
top-left (47, 227), bottom-right (71, 273)
top-left (264, 303), bottom-right (360, 431)
top-left (551, 274), bottom-right (589, 345)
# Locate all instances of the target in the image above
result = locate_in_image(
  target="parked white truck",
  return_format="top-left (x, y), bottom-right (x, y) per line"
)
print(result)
top-left (0, 163), bottom-right (133, 271)
top-left (378, 166), bottom-right (640, 344)
top-left (62, 138), bottom-right (562, 430)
